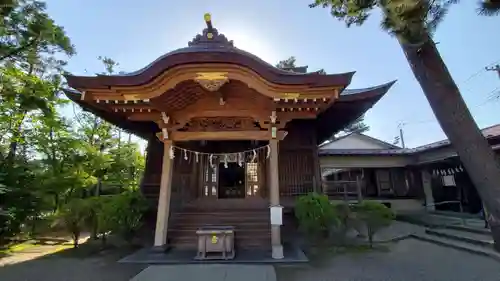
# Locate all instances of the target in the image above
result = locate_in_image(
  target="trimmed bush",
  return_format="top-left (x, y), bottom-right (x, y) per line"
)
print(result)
top-left (295, 192), bottom-right (338, 238)
top-left (352, 201), bottom-right (394, 247)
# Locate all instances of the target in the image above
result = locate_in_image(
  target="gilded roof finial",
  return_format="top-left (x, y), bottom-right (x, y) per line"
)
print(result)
top-left (187, 13), bottom-right (233, 47)
top-left (204, 13), bottom-right (213, 39)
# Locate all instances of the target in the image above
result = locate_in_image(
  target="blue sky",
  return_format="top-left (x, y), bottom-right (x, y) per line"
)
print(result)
top-left (46, 0), bottom-right (499, 148)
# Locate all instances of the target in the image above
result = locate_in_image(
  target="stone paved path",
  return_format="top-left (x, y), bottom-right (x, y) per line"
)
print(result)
top-left (131, 265), bottom-right (276, 281)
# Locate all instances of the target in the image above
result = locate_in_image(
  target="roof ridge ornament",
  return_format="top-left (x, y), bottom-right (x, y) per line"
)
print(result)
top-left (188, 13), bottom-right (234, 47)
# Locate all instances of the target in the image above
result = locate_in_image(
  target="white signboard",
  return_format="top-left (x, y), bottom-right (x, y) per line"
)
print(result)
top-left (270, 205), bottom-right (283, 226)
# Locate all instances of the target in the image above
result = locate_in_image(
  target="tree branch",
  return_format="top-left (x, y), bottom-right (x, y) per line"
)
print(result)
top-left (0, 37), bottom-right (39, 62)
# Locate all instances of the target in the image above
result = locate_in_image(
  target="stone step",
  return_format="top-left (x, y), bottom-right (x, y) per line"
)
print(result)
top-left (170, 223), bottom-right (270, 230)
top-left (425, 228), bottom-right (494, 248)
top-left (411, 233), bottom-right (500, 261)
top-left (169, 229), bottom-right (271, 236)
top-left (172, 211), bottom-right (269, 216)
top-left (170, 218), bottom-right (270, 226)
top-left (443, 224), bottom-right (492, 235)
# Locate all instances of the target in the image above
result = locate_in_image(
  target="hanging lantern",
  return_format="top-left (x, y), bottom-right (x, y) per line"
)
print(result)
top-left (184, 149), bottom-right (188, 160)
top-left (224, 154), bottom-right (228, 168)
top-left (195, 152), bottom-right (199, 163)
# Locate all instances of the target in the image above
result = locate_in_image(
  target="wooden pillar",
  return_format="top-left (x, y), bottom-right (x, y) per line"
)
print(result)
top-left (421, 169), bottom-right (435, 211)
top-left (269, 139), bottom-right (284, 259)
top-left (153, 140), bottom-right (174, 249)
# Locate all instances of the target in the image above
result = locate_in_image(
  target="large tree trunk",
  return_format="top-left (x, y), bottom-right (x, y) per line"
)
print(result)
top-left (399, 35), bottom-right (500, 251)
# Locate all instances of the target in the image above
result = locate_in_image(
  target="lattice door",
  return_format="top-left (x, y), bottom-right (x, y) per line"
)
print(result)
top-left (201, 160), bottom-right (218, 197)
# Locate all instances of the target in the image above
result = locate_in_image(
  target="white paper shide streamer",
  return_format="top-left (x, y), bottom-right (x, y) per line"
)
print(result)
top-left (168, 144), bottom-right (271, 168)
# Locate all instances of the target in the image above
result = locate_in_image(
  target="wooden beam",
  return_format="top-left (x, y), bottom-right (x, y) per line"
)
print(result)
top-left (318, 88), bottom-right (340, 114)
top-left (85, 64), bottom-right (343, 100)
top-left (128, 112), bottom-right (161, 121)
top-left (157, 130), bottom-right (287, 142)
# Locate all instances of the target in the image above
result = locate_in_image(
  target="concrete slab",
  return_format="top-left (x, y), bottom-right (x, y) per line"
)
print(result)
top-left (119, 245), bottom-right (308, 264)
top-left (130, 264), bottom-right (276, 281)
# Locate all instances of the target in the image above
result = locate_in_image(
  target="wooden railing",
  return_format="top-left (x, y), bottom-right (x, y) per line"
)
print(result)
top-left (322, 180), bottom-right (362, 201)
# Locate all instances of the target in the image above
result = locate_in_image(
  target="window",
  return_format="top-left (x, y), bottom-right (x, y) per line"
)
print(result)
top-left (246, 163), bottom-right (258, 182)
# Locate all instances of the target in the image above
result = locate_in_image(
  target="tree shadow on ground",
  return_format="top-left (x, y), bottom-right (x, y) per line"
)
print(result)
top-left (0, 240), bottom-right (146, 281)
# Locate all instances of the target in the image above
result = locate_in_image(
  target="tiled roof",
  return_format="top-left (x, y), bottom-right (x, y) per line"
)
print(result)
top-left (319, 124), bottom-right (500, 156)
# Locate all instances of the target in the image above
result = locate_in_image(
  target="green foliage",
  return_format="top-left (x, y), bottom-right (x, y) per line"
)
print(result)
top-left (0, 0), bottom-right (76, 63)
top-left (333, 202), bottom-right (352, 231)
top-left (309, 0), bottom-right (460, 44)
top-left (342, 115), bottom-right (369, 134)
top-left (351, 201), bottom-right (394, 247)
top-left (89, 191), bottom-right (147, 244)
top-left (295, 192), bottom-right (338, 238)
top-left (0, 2), bottom-right (145, 245)
top-left (0, 163), bottom-right (43, 243)
top-left (55, 198), bottom-right (91, 248)
top-left (105, 191), bottom-right (147, 242)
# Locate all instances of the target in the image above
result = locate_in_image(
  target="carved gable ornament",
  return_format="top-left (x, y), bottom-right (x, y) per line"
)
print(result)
top-left (194, 72), bottom-right (229, 92)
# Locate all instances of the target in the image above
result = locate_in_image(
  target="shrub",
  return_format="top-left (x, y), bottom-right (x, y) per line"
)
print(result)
top-left (93, 191), bottom-right (147, 244)
top-left (352, 201), bottom-right (394, 248)
top-left (295, 192), bottom-right (338, 238)
top-left (54, 198), bottom-right (91, 248)
top-left (108, 191), bottom-right (147, 242)
top-left (334, 202), bottom-right (352, 231)
top-left (88, 196), bottom-right (114, 246)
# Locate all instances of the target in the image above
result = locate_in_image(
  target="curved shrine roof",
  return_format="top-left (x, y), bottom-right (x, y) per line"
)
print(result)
top-left (65, 22), bottom-right (354, 90)
top-left (63, 14), bottom-right (395, 142)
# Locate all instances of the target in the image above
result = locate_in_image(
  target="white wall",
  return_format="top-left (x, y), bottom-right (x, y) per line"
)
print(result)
top-left (321, 155), bottom-right (411, 169)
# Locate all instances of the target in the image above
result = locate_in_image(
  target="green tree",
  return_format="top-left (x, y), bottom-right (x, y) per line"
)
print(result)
top-left (55, 198), bottom-right (90, 248)
top-left (352, 201), bottom-right (394, 248)
top-left (276, 56), bottom-right (369, 134)
top-left (343, 115), bottom-right (369, 134)
top-left (0, 0), bottom-right (75, 63)
top-left (310, 0), bottom-right (500, 250)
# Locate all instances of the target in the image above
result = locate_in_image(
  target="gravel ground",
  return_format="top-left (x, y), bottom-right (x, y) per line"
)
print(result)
top-left (276, 238), bottom-right (500, 281)
top-left (2, 234), bottom-right (500, 281)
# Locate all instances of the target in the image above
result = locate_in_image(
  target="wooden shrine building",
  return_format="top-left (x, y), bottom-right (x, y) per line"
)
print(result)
top-left (64, 14), bottom-right (395, 259)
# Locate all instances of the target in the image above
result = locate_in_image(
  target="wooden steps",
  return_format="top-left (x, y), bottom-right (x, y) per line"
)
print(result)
top-left (168, 208), bottom-right (272, 249)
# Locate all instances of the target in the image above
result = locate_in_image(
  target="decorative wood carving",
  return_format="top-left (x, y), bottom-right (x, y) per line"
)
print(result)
top-left (194, 72), bottom-right (229, 92)
top-left (88, 63), bottom-right (341, 101)
top-left (183, 117), bottom-right (260, 132)
top-left (156, 130), bottom-right (287, 141)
